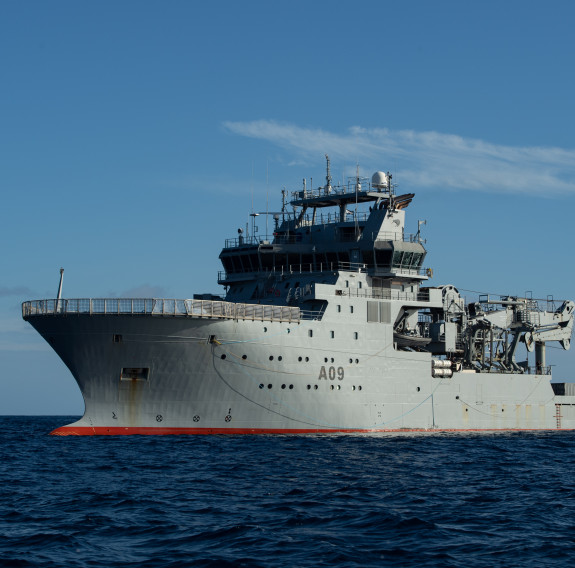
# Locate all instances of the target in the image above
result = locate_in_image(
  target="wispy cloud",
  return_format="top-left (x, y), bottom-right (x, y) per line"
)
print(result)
top-left (223, 120), bottom-right (575, 195)
top-left (0, 286), bottom-right (34, 297)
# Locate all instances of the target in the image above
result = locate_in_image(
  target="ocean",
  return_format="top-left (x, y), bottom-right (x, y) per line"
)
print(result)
top-left (1, 417), bottom-right (574, 567)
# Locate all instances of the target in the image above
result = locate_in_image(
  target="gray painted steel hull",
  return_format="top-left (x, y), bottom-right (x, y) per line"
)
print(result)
top-left (27, 313), bottom-right (575, 434)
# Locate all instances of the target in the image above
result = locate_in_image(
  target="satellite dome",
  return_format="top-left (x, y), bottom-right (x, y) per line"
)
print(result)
top-left (371, 171), bottom-right (389, 189)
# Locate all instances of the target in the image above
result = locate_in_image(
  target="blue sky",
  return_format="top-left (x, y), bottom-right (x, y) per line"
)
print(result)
top-left (2, 0), bottom-right (575, 414)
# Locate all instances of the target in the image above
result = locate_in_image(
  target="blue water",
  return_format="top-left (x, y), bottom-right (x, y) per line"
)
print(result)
top-left (1, 417), bottom-right (575, 567)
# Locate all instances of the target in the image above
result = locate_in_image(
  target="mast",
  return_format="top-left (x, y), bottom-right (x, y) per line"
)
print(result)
top-left (56, 268), bottom-right (64, 312)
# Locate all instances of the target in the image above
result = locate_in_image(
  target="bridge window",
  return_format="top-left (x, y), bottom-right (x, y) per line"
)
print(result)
top-left (375, 250), bottom-right (392, 267)
top-left (260, 252), bottom-right (274, 270)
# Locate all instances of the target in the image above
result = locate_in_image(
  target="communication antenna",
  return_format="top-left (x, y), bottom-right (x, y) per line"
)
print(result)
top-left (281, 188), bottom-right (287, 218)
top-left (266, 160), bottom-right (269, 238)
top-left (355, 163), bottom-right (360, 236)
top-left (250, 212), bottom-right (259, 238)
top-left (251, 161), bottom-right (254, 215)
top-left (325, 154), bottom-right (332, 194)
top-left (417, 219), bottom-right (427, 243)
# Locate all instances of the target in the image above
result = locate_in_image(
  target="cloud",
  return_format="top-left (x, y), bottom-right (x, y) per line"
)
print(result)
top-left (223, 120), bottom-right (575, 195)
top-left (0, 286), bottom-right (34, 297)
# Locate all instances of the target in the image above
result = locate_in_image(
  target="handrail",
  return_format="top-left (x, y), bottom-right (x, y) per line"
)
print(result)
top-left (223, 229), bottom-right (423, 249)
top-left (22, 298), bottom-right (301, 323)
top-left (341, 288), bottom-right (431, 302)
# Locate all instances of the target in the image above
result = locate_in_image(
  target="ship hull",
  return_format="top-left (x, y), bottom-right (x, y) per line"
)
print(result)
top-left (27, 312), bottom-right (575, 434)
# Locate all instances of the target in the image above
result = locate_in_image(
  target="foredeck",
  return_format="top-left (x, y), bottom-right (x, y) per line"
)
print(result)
top-left (22, 298), bottom-right (302, 323)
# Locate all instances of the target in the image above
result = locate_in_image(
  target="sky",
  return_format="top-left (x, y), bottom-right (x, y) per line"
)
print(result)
top-left (1, 0), bottom-right (575, 414)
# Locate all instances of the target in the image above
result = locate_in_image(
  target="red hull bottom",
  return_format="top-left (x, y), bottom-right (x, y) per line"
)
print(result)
top-left (50, 426), bottom-right (573, 436)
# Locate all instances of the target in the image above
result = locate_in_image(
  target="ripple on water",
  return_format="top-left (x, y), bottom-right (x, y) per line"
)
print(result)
top-left (1, 419), bottom-right (575, 567)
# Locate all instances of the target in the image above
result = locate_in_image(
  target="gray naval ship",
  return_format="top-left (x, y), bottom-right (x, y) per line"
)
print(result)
top-left (23, 158), bottom-right (575, 434)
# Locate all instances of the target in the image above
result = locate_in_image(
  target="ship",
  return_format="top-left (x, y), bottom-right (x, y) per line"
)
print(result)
top-left (22, 157), bottom-right (575, 434)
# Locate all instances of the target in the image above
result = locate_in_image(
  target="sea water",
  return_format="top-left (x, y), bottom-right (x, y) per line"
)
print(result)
top-left (1, 416), bottom-right (575, 567)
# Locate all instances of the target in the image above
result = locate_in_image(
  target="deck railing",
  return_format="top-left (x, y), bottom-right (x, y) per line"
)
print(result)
top-left (22, 298), bottom-right (301, 323)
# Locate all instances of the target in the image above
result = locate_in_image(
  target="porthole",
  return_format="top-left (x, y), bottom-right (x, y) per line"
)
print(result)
top-left (308, 330), bottom-right (313, 338)
top-left (242, 354), bottom-right (247, 360)
top-left (264, 327), bottom-right (268, 332)
top-left (330, 331), bottom-right (335, 338)
top-left (456, 396), bottom-right (460, 400)
top-left (330, 385), bottom-right (334, 390)
top-left (278, 356), bottom-right (283, 361)
top-left (305, 357), bottom-right (309, 362)
top-left (465, 408), bottom-right (469, 412)
top-left (324, 357), bottom-right (328, 363)
top-left (307, 385), bottom-right (311, 390)
top-left (330, 358), bottom-right (334, 363)
top-left (337, 385), bottom-right (341, 390)
top-left (416, 387), bottom-right (421, 392)
top-left (287, 329), bottom-right (291, 334)
top-left (220, 354), bottom-right (226, 360)
top-left (349, 358), bottom-right (353, 364)
top-left (354, 332), bottom-right (358, 340)
top-left (358, 386), bottom-right (362, 391)
top-left (268, 384), bottom-right (272, 389)
top-left (259, 384), bottom-right (264, 389)
top-left (269, 356), bottom-right (274, 361)
top-left (298, 356), bottom-right (302, 362)
top-left (352, 386), bottom-right (356, 391)
top-left (355, 359), bottom-right (359, 364)
top-left (314, 385), bottom-right (318, 390)
top-left (289, 384), bottom-right (293, 390)
top-left (281, 384), bottom-right (286, 389)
